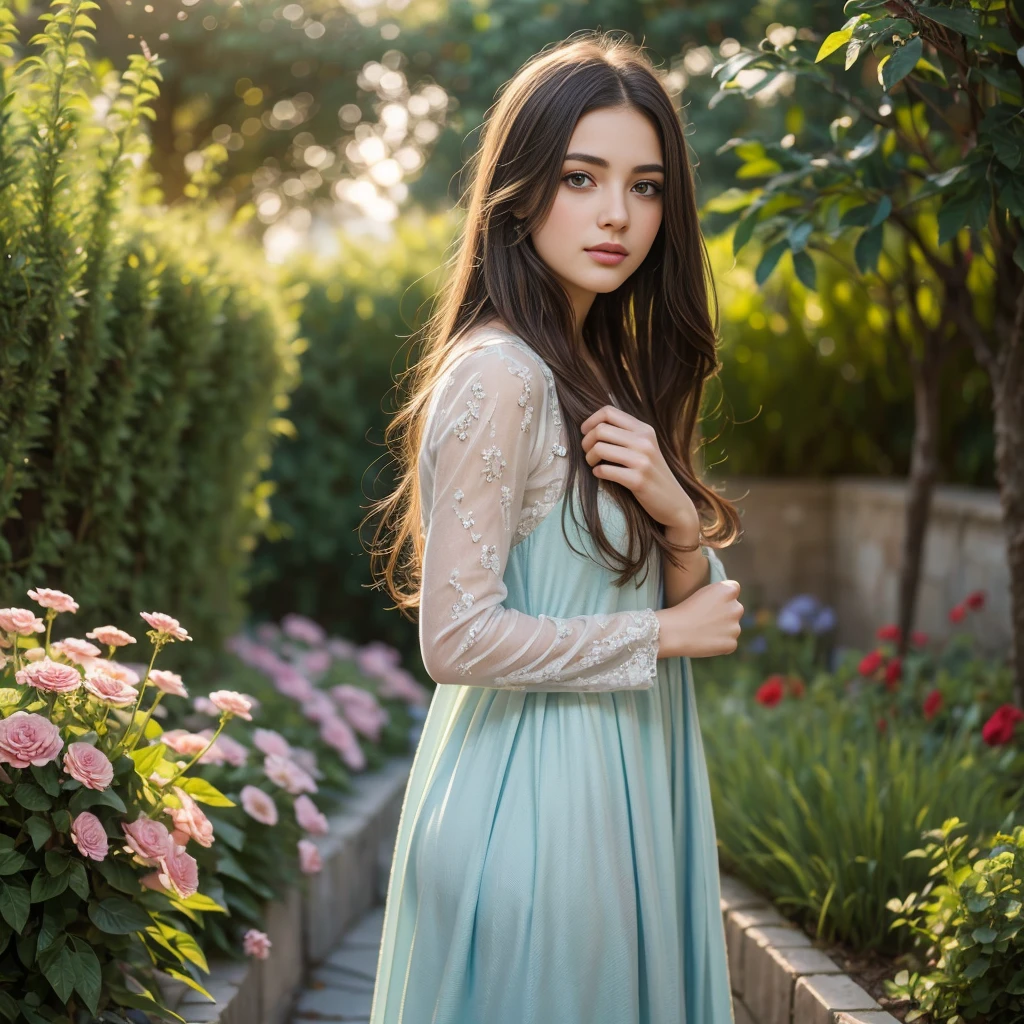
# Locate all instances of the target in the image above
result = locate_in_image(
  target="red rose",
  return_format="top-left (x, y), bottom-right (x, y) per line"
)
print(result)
top-left (876, 624), bottom-right (901, 642)
top-left (981, 704), bottom-right (1024, 746)
top-left (755, 676), bottom-right (785, 707)
top-left (911, 631), bottom-right (929, 648)
top-left (922, 689), bottom-right (943, 721)
top-left (787, 676), bottom-right (806, 699)
top-left (858, 650), bottom-right (885, 676)
top-left (965, 590), bottom-right (986, 611)
top-left (883, 657), bottom-right (903, 692)
top-left (949, 604), bottom-right (967, 624)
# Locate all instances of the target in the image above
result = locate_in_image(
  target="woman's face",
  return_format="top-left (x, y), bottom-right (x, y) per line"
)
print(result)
top-left (528, 104), bottom-right (665, 334)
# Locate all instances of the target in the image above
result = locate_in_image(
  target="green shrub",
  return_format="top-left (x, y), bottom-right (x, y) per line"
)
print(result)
top-left (247, 210), bottom-right (455, 666)
top-left (885, 818), bottom-right (1024, 1023)
top-left (699, 680), bottom-right (1021, 951)
top-left (0, 2), bottom-right (301, 660)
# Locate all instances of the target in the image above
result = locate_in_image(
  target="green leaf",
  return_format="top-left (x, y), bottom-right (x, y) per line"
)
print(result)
top-left (14, 783), bottom-right (52, 812)
top-left (817, 27), bottom-right (854, 63)
top-left (97, 856), bottom-right (140, 895)
top-left (44, 849), bottom-right (71, 875)
top-left (31, 870), bottom-right (70, 903)
top-left (0, 990), bottom-right (18, 1021)
top-left (50, 809), bottom-right (71, 834)
top-left (917, 5), bottom-right (980, 37)
top-left (732, 208), bottom-right (760, 255)
top-left (881, 35), bottom-right (923, 91)
top-left (704, 187), bottom-right (758, 215)
top-left (869, 195), bottom-right (892, 227)
top-left (937, 186), bottom-right (989, 245)
top-left (756, 239), bottom-right (789, 285)
top-left (179, 776), bottom-right (234, 807)
top-left (172, 891), bottom-right (227, 915)
top-left (972, 925), bottom-right (998, 944)
top-left (162, 968), bottom-right (214, 1003)
top-left (24, 816), bottom-right (52, 852)
top-left (67, 860), bottom-right (89, 901)
top-left (69, 785), bottom-right (126, 815)
top-left (0, 877), bottom-right (30, 933)
top-left (88, 896), bottom-right (152, 934)
top-left (29, 764), bottom-right (60, 797)
top-left (0, 849), bottom-right (26, 876)
top-left (792, 251), bottom-right (817, 291)
top-left (69, 938), bottom-right (101, 1015)
top-left (855, 223), bottom-right (884, 273)
top-left (963, 955), bottom-right (990, 979)
top-left (129, 742), bottom-right (168, 780)
top-left (41, 943), bottom-right (76, 1003)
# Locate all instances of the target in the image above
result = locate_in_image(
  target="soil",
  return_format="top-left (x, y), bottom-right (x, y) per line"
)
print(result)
top-left (821, 940), bottom-right (918, 1021)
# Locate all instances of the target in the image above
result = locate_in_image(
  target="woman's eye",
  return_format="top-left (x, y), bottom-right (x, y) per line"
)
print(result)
top-left (634, 181), bottom-right (663, 197)
top-left (565, 172), bottom-right (589, 188)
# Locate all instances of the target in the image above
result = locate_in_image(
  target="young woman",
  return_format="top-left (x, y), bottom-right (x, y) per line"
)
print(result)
top-left (367, 30), bottom-right (744, 1024)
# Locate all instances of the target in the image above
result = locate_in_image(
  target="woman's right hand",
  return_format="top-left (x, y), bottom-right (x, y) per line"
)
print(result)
top-left (655, 580), bottom-right (743, 659)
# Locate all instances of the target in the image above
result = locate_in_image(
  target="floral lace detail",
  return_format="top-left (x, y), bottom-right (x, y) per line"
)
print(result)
top-left (515, 477), bottom-right (565, 543)
top-left (506, 362), bottom-right (534, 432)
top-left (452, 489), bottom-right (481, 542)
top-left (576, 608), bottom-right (660, 671)
top-left (480, 445), bottom-right (506, 482)
top-left (499, 485), bottom-right (512, 532)
top-left (448, 569), bottom-right (475, 620)
top-left (479, 544), bottom-right (500, 575)
top-left (490, 611), bottom-right (658, 690)
top-left (546, 441), bottom-right (567, 466)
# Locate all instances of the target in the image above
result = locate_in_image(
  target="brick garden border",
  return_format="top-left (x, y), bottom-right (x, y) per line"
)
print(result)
top-left (721, 875), bottom-right (900, 1024)
top-left (159, 756), bottom-right (900, 1024)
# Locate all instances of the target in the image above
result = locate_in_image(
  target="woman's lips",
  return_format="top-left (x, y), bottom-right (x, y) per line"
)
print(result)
top-left (585, 249), bottom-right (626, 265)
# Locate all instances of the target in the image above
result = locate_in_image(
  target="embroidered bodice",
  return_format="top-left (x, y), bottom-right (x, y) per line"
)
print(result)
top-left (417, 331), bottom-right (663, 692)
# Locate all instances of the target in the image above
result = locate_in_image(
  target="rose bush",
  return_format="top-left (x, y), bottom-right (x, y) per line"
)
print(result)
top-left (0, 589), bottom-right (254, 1023)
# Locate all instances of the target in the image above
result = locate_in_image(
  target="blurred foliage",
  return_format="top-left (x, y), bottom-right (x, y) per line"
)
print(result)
top-left (0, 0), bottom-right (301, 664)
top-left (60, 0), bottom-right (857, 229)
top-left (246, 209), bottom-right (453, 666)
top-left (704, 234), bottom-right (994, 485)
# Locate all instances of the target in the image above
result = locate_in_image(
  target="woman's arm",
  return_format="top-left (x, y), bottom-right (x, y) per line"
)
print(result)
top-left (418, 343), bottom-right (663, 692)
top-left (663, 521), bottom-right (710, 607)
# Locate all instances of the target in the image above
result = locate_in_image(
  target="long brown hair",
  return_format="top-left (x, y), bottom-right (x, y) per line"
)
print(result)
top-left (367, 30), bottom-right (741, 618)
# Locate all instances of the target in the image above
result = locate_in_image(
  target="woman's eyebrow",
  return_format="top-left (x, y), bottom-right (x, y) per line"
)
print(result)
top-left (564, 152), bottom-right (664, 174)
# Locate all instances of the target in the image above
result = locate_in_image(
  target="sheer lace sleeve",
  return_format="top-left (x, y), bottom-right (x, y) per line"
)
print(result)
top-left (417, 341), bottom-right (661, 692)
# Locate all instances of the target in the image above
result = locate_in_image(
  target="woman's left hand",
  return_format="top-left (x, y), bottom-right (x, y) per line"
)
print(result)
top-left (581, 405), bottom-right (700, 538)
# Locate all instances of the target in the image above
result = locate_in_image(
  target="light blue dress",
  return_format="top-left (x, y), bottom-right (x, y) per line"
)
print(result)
top-left (369, 333), bottom-right (734, 1024)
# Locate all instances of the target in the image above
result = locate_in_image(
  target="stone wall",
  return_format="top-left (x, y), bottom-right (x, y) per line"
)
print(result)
top-left (709, 475), bottom-right (1010, 655)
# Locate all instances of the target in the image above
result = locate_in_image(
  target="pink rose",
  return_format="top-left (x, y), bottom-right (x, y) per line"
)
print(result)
top-left (156, 843), bottom-right (199, 899)
top-left (200, 730), bottom-right (248, 768)
top-left (192, 696), bottom-right (219, 716)
top-left (51, 638), bottom-right (102, 664)
top-left (252, 728), bottom-right (291, 759)
top-left (241, 785), bottom-right (279, 826)
top-left (274, 669), bottom-right (316, 701)
top-left (165, 787), bottom-right (214, 848)
top-left (298, 838), bottom-right (322, 874)
top-left (281, 614), bottom-right (326, 646)
top-left (289, 747), bottom-right (322, 779)
top-left (140, 612), bottom-right (192, 642)
top-left (64, 742), bottom-right (114, 791)
top-left (83, 671), bottom-right (138, 708)
top-left (24, 647), bottom-right (46, 663)
top-left (122, 816), bottom-right (173, 864)
top-left (304, 690), bottom-right (335, 724)
top-left (319, 715), bottom-right (366, 772)
top-left (97, 661), bottom-right (141, 687)
top-left (356, 642), bottom-right (401, 677)
top-left (0, 608), bottom-right (46, 636)
top-left (28, 588), bottom-right (78, 614)
top-left (327, 638), bottom-right (357, 659)
top-left (243, 928), bottom-right (272, 960)
top-left (163, 730), bottom-right (217, 760)
top-left (86, 625), bottom-right (137, 647)
top-left (294, 795), bottom-right (328, 836)
top-left (70, 811), bottom-right (108, 861)
top-left (263, 754), bottom-right (318, 795)
top-left (149, 670), bottom-right (188, 698)
top-left (0, 712), bottom-right (63, 768)
top-left (16, 657), bottom-right (82, 694)
top-left (209, 690), bottom-right (253, 721)
top-left (300, 649), bottom-right (332, 677)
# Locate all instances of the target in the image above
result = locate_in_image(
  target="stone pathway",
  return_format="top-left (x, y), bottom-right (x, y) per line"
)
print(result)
top-left (290, 902), bottom-right (384, 1023)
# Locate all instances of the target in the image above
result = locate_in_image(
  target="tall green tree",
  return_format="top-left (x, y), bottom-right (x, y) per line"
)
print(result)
top-left (710, 0), bottom-right (1024, 700)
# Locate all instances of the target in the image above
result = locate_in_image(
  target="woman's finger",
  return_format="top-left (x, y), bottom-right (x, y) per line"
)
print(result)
top-left (580, 404), bottom-right (641, 435)
top-left (585, 441), bottom-right (642, 469)
top-left (581, 420), bottom-right (637, 455)
top-left (592, 462), bottom-right (640, 488)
